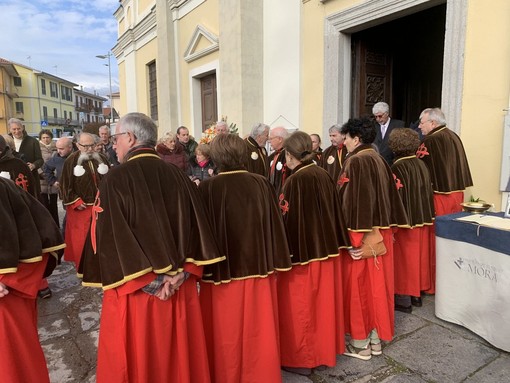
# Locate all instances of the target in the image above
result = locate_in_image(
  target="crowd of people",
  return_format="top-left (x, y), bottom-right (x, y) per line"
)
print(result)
top-left (0, 103), bottom-right (473, 382)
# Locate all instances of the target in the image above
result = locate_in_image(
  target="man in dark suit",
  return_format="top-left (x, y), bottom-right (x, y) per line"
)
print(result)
top-left (372, 102), bottom-right (404, 164)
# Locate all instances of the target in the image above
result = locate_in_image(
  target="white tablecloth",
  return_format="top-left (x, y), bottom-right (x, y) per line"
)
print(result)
top-left (435, 226), bottom-right (510, 352)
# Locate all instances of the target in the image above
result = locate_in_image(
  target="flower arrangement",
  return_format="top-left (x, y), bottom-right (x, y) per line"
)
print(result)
top-left (199, 116), bottom-right (238, 144)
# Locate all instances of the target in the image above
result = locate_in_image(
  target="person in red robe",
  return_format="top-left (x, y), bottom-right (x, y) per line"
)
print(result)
top-left (277, 131), bottom-right (351, 375)
top-left (388, 128), bottom-right (435, 312)
top-left (338, 118), bottom-right (409, 360)
top-left (79, 113), bottom-right (225, 383)
top-left (418, 107), bottom-right (473, 215)
top-left (0, 177), bottom-right (65, 383)
top-left (60, 132), bottom-right (109, 269)
top-left (198, 133), bottom-right (292, 383)
top-left (418, 107), bottom-right (473, 293)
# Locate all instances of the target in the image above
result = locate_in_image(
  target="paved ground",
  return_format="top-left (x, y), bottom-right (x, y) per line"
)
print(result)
top-left (38, 260), bottom-right (509, 383)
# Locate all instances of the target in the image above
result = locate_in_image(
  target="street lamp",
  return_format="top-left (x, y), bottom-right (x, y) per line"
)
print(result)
top-left (96, 52), bottom-right (113, 121)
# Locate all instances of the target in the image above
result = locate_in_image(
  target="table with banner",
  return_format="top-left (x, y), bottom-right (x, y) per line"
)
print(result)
top-left (435, 212), bottom-right (510, 352)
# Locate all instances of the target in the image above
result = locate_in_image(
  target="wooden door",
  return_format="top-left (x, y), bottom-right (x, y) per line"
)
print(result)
top-left (201, 74), bottom-right (217, 132)
top-left (351, 38), bottom-right (392, 119)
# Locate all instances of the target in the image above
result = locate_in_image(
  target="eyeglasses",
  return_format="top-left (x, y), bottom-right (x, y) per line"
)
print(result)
top-left (419, 119), bottom-right (431, 125)
top-left (77, 143), bottom-right (96, 150)
top-left (109, 132), bottom-right (128, 144)
top-left (268, 136), bottom-right (280, 141)
top-left (374, 113), bottom-right (387, 119)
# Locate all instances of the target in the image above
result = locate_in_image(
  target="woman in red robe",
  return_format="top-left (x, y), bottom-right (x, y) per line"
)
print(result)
top-left (338, 118), bottom-right (409, 360)
top-left (388, 128), bottom-right (435, 312)
top-left (198, 133), bottom-right (292, 383)
top-left (277, 131), bottom-right (351, 375)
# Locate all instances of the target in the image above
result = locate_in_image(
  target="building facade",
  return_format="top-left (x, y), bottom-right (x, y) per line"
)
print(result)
top-left (0, 59), bottom-right (108, 137)
top-left (112, 0), bottom-right (510, 210)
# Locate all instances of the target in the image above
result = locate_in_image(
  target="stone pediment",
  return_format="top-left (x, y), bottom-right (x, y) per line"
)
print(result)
top-left (184, 25), bottom-right (219, 63)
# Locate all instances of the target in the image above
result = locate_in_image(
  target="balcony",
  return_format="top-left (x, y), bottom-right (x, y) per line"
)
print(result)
top-left (75, 103), bottom-right (96, 112)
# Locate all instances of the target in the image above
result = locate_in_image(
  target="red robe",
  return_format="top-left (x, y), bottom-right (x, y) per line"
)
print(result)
top-left (80, 147), bottom-right (224, 382)
top-left (277, 163), bottom-right (350, 367)
top-left (200, 276), bottom-right (282, 383)
top-left (341, 229), bottom-right (396, 341)
top-left (97, 268), bottom-right (211, 383)
top-left (61, 151), bottom-right (108, 268)
top-left (198, 170), bottom-right (292, 383)
top-left (391, 155), bottom-right (435, 296)
top-left (0, 258), bottom-right (50, 383)
top-left (0, 177), bottom-right (64, 383)
top-left (338, 145), bottom-right (409, 341)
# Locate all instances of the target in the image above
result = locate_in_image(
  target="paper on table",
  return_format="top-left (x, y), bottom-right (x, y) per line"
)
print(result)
top-left (455, 214), bottom-right (510, 231)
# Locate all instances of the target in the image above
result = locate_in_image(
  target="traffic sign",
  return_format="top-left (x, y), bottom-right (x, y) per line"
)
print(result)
top-left (41, 120), bottom-right (48, 127)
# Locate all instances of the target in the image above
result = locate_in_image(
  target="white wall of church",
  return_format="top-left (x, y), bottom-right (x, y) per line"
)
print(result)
top-left (263, 0), bottom-right (301, 130)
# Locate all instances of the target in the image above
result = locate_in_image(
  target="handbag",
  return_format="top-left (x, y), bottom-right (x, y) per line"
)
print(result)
top-left (359, 228), bottom-right (387, 259)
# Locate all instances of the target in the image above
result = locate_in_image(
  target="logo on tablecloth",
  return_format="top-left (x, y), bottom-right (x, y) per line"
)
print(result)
top-left (454, 257), bottom-right (500, 283)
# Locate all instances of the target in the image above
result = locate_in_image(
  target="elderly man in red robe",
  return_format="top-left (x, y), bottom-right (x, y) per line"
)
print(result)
top-left (418, 107), bottom-right (473, 293)
top-left (79, 112), bottom-right (224, 383)
top-left (0, 177), bottom-right (65, 383)
top-left (60, 132), bottom-right (109, 269)
top-left (418, 107), bottom-right (473, 214)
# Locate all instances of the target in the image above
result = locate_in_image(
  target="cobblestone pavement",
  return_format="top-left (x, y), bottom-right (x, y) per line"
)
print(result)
top-left (38, 261), bottom-right (509, 383)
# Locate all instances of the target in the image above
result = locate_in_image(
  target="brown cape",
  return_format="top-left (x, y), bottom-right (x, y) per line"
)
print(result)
top-left (61, 151), bottom-right (109, 205)
top-left (0, 177), bottom-right (64, 277)
top-left (391, 155), bottom-right (435, 227)
top-left (79, 147), bottom-right (225, 289)
top-left (0, 151), bottom-right (37, 197)
top-left (419, 126), bottom-right (473, 193)
top-left (338, 145), bottom-right (409, 231)
top-left (198, 170), bottom-right (292, 283)
top-left (319, 144), bottom-right (348, 183)
top-left (268, 148), bottom-right (288, 195)
top-left (280, 162), bottom-right (351, 264)
top-left (244, 136), bottom-right (268, 177)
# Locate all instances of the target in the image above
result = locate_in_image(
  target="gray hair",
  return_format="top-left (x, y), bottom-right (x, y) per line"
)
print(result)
top-left (372, 102), bottom-right (389, 115)
top-left (118, 112), bottom-right (157, 146)
top-left (328, 124), bottom-right (342, 134)
top-left (420, 107), bottom-right (447, 126)
top-left (250, 123), bottom-right (269, 139)
top-left (157, 131), bottom-right (176, 145)
top-left (8, 117), bottom-right (24, 130)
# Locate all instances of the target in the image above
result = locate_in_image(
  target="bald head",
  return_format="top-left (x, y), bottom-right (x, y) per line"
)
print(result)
top-left (268, 127), bottom-right (289, 151)
top-left (56, 137), bottom-right (73, 157)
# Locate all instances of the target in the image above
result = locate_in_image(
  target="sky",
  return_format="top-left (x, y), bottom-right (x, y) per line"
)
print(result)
top-left (0, 0), bottom-right (120, 98)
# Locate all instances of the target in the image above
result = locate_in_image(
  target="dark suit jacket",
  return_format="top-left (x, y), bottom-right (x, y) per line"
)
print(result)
top-left (373, 118), bottom-right (405, 164)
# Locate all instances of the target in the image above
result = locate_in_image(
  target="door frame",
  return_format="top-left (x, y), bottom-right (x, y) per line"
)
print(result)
top-left (190, 60), bottom-right (221, 140)
top-left (323, 0), bottom-right (466, 136)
